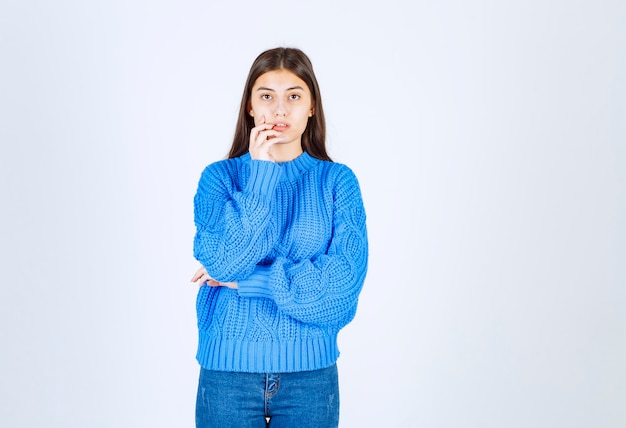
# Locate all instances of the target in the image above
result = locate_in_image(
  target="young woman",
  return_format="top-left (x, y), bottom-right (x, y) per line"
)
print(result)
top-left (190, 47), bottom-right (368, 428)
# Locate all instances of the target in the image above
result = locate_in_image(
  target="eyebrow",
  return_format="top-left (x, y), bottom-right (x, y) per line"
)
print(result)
top-left (256, 86), bottom-right (305, 92)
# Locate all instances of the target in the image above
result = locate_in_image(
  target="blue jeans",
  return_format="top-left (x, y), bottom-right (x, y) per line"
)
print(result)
top-left (196, 363), bottom-right (339, 428)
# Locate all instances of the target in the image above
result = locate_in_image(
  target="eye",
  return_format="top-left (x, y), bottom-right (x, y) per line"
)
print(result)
top-left (261, 94), bottom-right (272, 101)
top-left (289, 94), bottom-right (301, 101)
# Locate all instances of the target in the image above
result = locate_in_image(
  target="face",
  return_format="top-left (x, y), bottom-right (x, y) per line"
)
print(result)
top-left (249, 69), bottom-right (314, 148)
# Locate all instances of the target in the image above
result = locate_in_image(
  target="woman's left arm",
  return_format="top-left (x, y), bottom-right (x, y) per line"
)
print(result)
top-left (238, 167), bottom-right (368, 330)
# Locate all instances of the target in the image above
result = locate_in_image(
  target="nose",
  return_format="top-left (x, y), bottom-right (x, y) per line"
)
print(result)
top-left (275, 99), bottom-right (286, 117)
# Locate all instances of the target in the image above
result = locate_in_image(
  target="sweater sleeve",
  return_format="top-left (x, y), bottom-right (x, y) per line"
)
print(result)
top-left (193, 159), bottom-right (282, 281)
top-left (238, 166), bottom-right (368, 329)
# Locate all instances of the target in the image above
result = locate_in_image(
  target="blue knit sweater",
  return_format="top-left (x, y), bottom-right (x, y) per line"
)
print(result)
top-left (193, 151), bottom-right (368, 373)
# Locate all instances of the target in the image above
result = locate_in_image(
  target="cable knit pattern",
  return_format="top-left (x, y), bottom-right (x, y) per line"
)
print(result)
top-left (193, 152), bottom-right (368, 373)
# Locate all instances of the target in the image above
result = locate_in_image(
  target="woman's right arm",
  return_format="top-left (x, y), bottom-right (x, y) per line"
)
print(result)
top-left (193, 160), bottom-right (282, 282)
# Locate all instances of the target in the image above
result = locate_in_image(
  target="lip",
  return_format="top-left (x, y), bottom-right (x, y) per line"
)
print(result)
top-left (271, 123), bottom-right (290, 131)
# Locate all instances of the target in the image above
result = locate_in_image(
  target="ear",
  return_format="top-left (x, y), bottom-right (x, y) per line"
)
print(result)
top-left (309, 109), bottom-right (314, 117)
top-left (249, 110), bottom-right (254, 117)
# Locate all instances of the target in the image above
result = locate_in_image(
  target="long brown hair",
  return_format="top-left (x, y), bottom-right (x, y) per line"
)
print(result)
top-left (227, 47), bottom-right (331, 161)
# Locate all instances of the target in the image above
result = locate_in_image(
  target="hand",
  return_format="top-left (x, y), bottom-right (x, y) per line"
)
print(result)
top-left (190, 266), bottom-right (238, 289)
top-left (249, 115), bottom-right (284, 161)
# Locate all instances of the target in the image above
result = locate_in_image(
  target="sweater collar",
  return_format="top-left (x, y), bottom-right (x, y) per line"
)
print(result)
top-left (244, 151), bottom-right (318, 182)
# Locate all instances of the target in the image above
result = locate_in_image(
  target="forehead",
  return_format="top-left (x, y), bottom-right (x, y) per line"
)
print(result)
top-left (253, 69), bottom-right (310, 92)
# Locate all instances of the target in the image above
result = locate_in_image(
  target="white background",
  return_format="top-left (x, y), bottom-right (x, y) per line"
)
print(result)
top-left (1, 1), bottom-right (624, 427)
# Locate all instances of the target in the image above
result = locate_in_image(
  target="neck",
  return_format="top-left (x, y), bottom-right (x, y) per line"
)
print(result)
top-left (271, 142), bottom-right (304, 162)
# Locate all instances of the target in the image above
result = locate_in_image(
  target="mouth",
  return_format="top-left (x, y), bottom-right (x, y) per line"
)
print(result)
top-left (272, 123), bottom-right (290, 131)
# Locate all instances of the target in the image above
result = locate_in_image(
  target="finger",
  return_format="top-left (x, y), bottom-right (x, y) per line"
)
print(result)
top-left (252, 123), bottom-right (276, 136)
top-left (191, 267), bottom-right (206, 282)
top-left (250, 125), bottom-right (274, 146)
top-left (256, 129), bottom-right (283, 143)
top-left (196, 276), bottom-right (212, 287)
top-left (193, 271), bottom-right (212, 284)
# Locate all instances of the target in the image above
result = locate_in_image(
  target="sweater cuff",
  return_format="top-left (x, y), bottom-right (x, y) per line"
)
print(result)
top-left (246, 160), bottom-right (282, 197)
top-left (238, 265), bottom-right (274, 299)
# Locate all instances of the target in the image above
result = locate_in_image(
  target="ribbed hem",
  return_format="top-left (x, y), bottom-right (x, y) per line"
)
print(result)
top-left (196, 334), bottom-right (339, 373)
top-left (246, 160), bottom-right (282, 196)
top-left (238, 265), bottom-right (273, 299)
